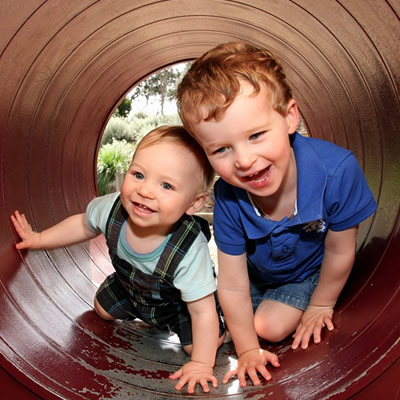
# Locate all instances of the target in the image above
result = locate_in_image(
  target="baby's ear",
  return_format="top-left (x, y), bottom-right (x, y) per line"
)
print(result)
top-left (186, 192), bottom-right (209, 215)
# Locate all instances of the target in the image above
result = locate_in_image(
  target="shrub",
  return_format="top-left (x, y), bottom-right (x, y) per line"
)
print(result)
top-left (128, 112), bottom-right (182, 144)
top-left (97, 112), bottom-right (183, 194)
top-left (97, 139), bottom-right (134, 195)
top-left (101, 116), bottom-right (136, 145)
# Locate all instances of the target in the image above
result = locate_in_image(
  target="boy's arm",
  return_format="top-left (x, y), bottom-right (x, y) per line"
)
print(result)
top-left (292, 225), bottom-right (359, 350)
top-left (169, 293), bottom-right (219, 393)
top-left (11, 210), bottom-right (98, 250)
top-left (217, 250), bottom-right (279, 387)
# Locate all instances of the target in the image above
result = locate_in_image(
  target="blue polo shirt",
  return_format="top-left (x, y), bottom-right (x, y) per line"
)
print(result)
top-left (213, 132), bottom-right (377, 283)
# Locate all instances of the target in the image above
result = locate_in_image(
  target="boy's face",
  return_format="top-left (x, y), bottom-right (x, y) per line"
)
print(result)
top-left (191, 81), bottom-right (299, 200)
top-left (121, 142), bottom-right (205, 233)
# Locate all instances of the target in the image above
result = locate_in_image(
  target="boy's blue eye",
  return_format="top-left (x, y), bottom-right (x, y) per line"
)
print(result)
top-left (161, 182), bottom-right (173, 190)
top-left (250, 132), bottom-right (262, 140)
top-left (215, 146), bottom-right (228, 154)
top-left (134, 172), bottom-right (144, 180)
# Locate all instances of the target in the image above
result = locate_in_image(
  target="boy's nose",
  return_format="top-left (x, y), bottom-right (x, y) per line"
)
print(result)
top-left (234, 149), bottom-right (256, 170)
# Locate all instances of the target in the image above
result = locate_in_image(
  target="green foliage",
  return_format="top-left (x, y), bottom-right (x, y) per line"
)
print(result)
top-left (129, 112), bottom-right (182, 144)
top-left (114, 97), bottom-right (132, 118)
top-left (97, 63), bottom-right (189, 194)
top-left (102, 116), bottom-right (136, 145)
top-left (97, 139), bottom-right (134, 195)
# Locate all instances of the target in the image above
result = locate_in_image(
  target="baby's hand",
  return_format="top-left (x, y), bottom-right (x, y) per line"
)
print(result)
top-left (11, 211), bottom-right (41, 249)
top-left (292, 305), bottom-right (334, 350)
top-left (169, 360), bottom-right (217, 394)
top-left (223, 348), bottom-right (280, 387)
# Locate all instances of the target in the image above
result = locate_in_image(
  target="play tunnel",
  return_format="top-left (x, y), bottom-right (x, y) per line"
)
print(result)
top-left (1, 1), bottom-right (399, 399)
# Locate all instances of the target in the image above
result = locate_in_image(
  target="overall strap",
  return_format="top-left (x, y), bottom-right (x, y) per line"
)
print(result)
top-left (105, 195), bottom-right (127, 252)
top-left (154, 214), bottom-right (201, 281)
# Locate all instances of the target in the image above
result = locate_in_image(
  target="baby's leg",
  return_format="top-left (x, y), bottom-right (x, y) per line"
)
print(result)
top-left (94, 272), bottom-right (135, 321)
top-left (254, 299), bottom-right (303, 343)
top-left (94, 296), bottom-right (115, 321)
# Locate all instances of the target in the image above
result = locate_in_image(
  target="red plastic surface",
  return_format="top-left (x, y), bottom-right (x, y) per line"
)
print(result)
top-left (0, 1), bottom-right (399, 399)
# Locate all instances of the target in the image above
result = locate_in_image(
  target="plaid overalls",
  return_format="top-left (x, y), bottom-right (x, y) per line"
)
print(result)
top-left (96, 196), bottom-right (212, 330)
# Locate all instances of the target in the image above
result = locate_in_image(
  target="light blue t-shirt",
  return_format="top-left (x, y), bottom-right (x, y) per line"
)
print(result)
top-left (86, 192), bottom-right (216, 302)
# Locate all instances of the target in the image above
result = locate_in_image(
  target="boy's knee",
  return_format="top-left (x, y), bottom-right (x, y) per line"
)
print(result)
top-left (254, 314), bottom-right (292, 343)
top-left (94, 297), bottom-right (115, 321)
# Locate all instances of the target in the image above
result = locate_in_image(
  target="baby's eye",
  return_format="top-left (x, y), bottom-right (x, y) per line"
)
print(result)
top-left (161, 182), bottom-right (173, 190)
top-left (134, 172), bottom-right (144, 180)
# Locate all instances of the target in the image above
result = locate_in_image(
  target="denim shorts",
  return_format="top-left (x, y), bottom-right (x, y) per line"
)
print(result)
top-left (249, 269), bottom-right (320, 312)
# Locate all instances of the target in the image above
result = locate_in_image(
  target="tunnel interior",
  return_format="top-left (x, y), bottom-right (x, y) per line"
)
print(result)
top-left (0, 1), bottom-right (399, 399)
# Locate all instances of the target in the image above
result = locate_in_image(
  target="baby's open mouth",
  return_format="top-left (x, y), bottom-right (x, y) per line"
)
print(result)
top-left (133, 202), bottom-right (155, 214)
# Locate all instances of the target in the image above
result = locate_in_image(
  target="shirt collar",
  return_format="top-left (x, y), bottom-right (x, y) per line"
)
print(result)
top-left (233, 132), bottom-right (327, 239)
top-left (292, 132), bottom-right (327, 224)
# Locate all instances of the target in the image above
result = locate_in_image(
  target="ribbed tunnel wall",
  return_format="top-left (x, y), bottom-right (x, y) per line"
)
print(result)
top-left (1, 1), bottom-right (399, 399)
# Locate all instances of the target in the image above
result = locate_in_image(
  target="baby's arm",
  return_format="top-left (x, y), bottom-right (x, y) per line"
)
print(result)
top-left (218, 251), bottom-right (279, 387)
top-left (11, 210), bottom-right (98, 250)
top-left (292, 225), bottom-right (359, 350)
top-left (169, 293), bottom-right (219, 393)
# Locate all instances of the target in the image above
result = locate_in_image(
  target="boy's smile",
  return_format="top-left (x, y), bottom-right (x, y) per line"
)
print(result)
top-left (245, 166), bottom-right (272, 188)
top-left (192, 80), bottom-right (299, 211)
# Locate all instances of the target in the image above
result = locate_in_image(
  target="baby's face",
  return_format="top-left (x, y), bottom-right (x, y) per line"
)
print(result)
top-left (191, 80), bottom-right (299, 200)
top-left (120, 141), bottom-right (204, 233)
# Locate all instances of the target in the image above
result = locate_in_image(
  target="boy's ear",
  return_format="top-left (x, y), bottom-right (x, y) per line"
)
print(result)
top-left (286, 99), bottom-right (299, 134)
top-left (186, 192), bottom-right (209, 215)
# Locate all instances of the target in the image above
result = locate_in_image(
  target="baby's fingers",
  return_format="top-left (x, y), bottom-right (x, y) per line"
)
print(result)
top-left (237, 365), bottom-right (250, 387)
top-left (222, 367), bottom-right (238, 384)
top-left (11, 211), bottom-right (32, 235)
top-left (247, 366), bottom-right (271, 387)
top-left (174, 375), bottom-right (189, 391)
top-left (197, 375), bottom-right (217, 393)
top-left (265, 352), bottom-right (280, 367)
top-left (169, 368), bottom-right (182, 381)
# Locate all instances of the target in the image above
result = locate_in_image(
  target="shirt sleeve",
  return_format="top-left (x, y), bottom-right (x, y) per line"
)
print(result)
top-left (326, 153), bottom-right (377, 231)
top-left (172, 233), bottom-right (217, 303)
top-left (213, 180), bottom-right (247, 255)
top-left (85, 192), bottom-right (120, 234)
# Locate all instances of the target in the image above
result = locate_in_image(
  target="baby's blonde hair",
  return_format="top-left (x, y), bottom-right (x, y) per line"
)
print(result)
top-left (177, 41), bottom-right (293, 130)
top-left (135, 125), bottom-right (215, 190)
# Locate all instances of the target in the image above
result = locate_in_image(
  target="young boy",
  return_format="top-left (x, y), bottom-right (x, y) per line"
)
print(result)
top-left (176, 42), bottom-right (377, 387)
top-left (11, 125), bottom-right (225, 394)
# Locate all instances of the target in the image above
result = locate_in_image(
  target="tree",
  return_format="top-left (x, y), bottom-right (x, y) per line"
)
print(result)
top-left (130, 63), bottom-right (190, 115)
top-left (114, 97), bottom-right (132, 118)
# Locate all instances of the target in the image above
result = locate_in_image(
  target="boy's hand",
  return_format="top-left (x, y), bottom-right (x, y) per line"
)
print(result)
top-left (292, 305), bottom-right (334, 350)
top-left (223, 348), bottom-right (280, 387)
top-left (11, 211), bottom-right (41, 250)
top-left (169, 360), bottom-right (217, 393)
